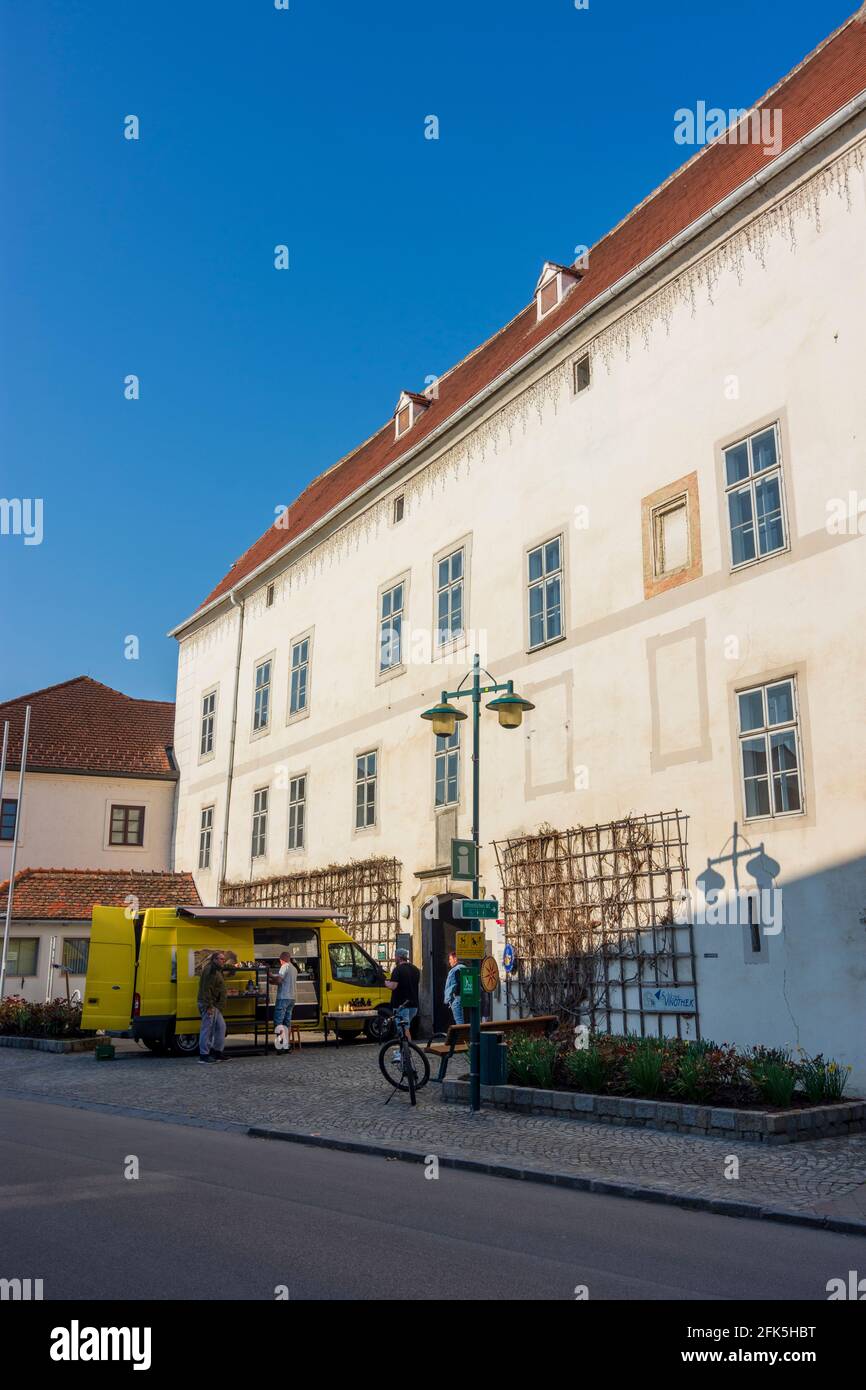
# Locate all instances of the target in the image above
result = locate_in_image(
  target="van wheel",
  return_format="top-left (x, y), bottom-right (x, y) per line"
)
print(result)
top-left (169, 1032), bottom-right (200, 1057)
top-left (364, 1013), bottom-right (393, 1043)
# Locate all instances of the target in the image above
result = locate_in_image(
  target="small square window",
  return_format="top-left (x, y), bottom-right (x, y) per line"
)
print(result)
top-left (266, 583), bottom-right (275, 608)
top-left (574, 354), bottom-right (591, 393)
top-left (109, 805), bottom-right (145, 847)
top-left (396, 405), bottom-right (411, 437)
top-left (393, 495), bottom-right (405, 524)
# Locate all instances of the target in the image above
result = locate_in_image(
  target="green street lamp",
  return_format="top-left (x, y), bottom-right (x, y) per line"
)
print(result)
top-left (421, 653), bottom-right (534, 1112)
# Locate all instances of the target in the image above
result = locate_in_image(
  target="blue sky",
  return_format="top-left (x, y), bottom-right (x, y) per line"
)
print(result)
top-left (0, 0), bottom-right (854, 703)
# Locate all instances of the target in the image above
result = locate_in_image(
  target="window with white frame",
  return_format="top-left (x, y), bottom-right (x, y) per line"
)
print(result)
top-left (355, 751), bottom-right (377, 829)
top-left (527, 536), bottom-right (563, 649)
top-left (199, 805), bottom-right (214, 870)
top-left (251, 788), bottom-right (269, 857)
top-left (200, 690), bottom-right (216, 757)
top-left (289, 637), bottom-right (310, 717)
top-left (724, 423), bottom-right (786, 568)
top-left (253, 659), bottom-right (272, 732)
top-left (435, 725), bottom-right (460, 808)
top-left (378, 582), bottom-right (404, 673)
top-left (737, 677), bottom-right (803, 819)
top-left (436, 547), bottom-right (464, 648)
top-left (652, 494), bottom-right (690, 577)
top-left (288, 775), bottom-right (306, 850)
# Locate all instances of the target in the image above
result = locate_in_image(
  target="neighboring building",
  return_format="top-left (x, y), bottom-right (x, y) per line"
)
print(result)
top-left (0, 869), bottom-right (200, 1003)
top-left (0, 678), bottom-right (178, 880)
top-left (170, 17), bottom-right (866, 1077)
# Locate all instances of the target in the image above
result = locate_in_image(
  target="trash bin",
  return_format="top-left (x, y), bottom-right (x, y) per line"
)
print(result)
top-left (479, 1030), bottom-right (507, 1086)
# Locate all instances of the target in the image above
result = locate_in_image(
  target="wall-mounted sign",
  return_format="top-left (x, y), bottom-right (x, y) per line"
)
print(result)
top-left (454, 899), bottom-right (498, 920)
top-left (451, 838), bottom-right (477, 882)
top-left (641, 986), bottom-right (697, 1013)
top-left (502, 943), bottom-right (515, 974)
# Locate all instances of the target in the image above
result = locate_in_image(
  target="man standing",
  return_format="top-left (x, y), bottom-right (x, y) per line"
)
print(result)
top-left (198, 950), bottom-right (228, 1063)
top-left (443, 949), bottom-right (465, 1025)
top-left (385, 947), bottom-right (420, 1040)
top-left (270, 951), bottom-right (298, 1050)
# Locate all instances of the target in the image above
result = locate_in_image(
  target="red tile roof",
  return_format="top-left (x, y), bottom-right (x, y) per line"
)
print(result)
top-left (0, 677), bottom-right (176, 779)
top-left (187, 8), bottom-right (866, 625)
top-left (0, 868), bottom-right (201, 921)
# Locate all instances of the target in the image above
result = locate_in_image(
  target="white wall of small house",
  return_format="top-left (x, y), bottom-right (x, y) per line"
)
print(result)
top-left (0, 770), bottom-right (176, 878)
top-left (172, 129), bottom-right (866, 1086)
top-left (2, 922), bottom-right (90, 1004)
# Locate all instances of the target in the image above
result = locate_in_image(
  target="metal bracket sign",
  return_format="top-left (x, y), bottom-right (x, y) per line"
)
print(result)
top-left (641, 986), bottom-right (697, 1013)
top-left (450, 838), bottom-right (477, 882)
top-left (502, 943), bottom-right (515, 974)
top-left (456, 930), bottom-right (485, 959)
top-left (454, 899), bottom-right (498, 920)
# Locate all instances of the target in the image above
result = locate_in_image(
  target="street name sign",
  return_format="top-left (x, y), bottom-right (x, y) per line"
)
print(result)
top-left (454, 899), bottom-right (498, 920)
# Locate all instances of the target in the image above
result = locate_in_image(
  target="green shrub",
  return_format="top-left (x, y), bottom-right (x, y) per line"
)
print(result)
top-left (799, 1054), bottom-right (851, 1103)
top-left (0, 996), bottom-right (86, 1038)
top-left (507, 1034), bottom-right (557, 1089)
top-left (563, 1045), bottom-right (607, 1093)
top-left (750, 1060), bottom-right (797, 1107)
top-left (625, 1039), bottom-right (666, 1097)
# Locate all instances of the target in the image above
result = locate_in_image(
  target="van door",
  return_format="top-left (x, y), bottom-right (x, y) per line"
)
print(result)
top-left (81, 907), bottom-right (137, 1031)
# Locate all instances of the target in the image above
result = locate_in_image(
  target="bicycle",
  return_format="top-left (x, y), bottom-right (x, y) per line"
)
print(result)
top-left (378, 1008), bottom-right (430, 1106)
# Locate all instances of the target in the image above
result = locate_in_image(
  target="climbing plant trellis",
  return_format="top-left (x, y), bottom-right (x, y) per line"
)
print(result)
top-left (221, 857), bottom-right (402, 959)
top-left (493, 811), bottom-right (698, 1039)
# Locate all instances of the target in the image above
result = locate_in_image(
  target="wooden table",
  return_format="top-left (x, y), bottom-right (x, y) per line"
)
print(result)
top-left (322, 1010), bottom-right (379, 1045)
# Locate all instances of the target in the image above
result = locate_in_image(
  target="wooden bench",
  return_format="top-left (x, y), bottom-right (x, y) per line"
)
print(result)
top-left (425, 1015), bottom-right (558, 1083)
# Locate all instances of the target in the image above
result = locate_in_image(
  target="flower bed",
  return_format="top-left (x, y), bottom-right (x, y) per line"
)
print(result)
top-left (0, 996), bottom-right (90, 1040)
top-left (505, 1031), bottom-right (854, 1109)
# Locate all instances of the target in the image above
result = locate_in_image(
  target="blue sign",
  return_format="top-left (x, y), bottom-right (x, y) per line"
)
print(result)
top-left (502, 943), bottom-right (515, 974)
top-left (641, 986), bottom-right (697, 1013)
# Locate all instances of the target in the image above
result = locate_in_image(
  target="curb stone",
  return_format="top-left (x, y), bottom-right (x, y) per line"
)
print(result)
top-left (247, 1122), bottom-right (866, 1238)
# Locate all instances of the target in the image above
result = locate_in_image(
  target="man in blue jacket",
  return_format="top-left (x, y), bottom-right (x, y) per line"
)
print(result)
top-left (443, 949), bottom-right (465, 1025)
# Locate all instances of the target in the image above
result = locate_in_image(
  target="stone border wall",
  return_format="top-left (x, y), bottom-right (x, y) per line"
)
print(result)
top-left (441, 1079), bottom-right (866, 1144)
top-left (0, 1036), bottom-right (97, 1054)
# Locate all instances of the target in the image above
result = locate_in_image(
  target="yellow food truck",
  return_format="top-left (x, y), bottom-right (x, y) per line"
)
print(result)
top-left (81, 905), bottom-right (393, 1055)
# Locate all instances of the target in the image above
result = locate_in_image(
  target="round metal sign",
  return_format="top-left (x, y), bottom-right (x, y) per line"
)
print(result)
top-left (480, 955), bottom-right (500, 993)
top-left (502, 943), bottom-right (515, 974)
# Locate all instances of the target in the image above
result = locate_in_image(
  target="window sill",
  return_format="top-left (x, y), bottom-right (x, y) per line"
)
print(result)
top-left (527, 632), bottom-right (566, 656)
top-left (375, 663), bottom-right (406, 687)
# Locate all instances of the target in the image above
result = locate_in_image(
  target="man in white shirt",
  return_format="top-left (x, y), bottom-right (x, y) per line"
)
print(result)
top-left (271, 952), bottom-right (298, 1049)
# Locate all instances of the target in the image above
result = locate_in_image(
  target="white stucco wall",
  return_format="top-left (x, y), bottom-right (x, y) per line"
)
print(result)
top-left (172, 127), bottom-right (866, 1085)
top-left (0, 770), bottom-right (176, 878)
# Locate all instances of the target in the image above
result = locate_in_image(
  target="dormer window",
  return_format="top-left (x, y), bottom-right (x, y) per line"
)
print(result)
top-left (394, 390), bottom-right (430, 440)
top-left (535, 261), bottom-right (582, 323)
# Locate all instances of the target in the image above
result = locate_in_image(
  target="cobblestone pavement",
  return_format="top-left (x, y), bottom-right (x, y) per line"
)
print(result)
top-left (2, 1039), bottom-right (866, 1226)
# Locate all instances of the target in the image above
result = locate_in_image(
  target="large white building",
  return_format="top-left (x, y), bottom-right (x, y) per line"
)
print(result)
top-left (170, 15), bottom-right (866, 1078)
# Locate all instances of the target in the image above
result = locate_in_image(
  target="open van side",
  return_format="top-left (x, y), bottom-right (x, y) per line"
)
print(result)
top-left (82, 905), bottom-right (393, 1055)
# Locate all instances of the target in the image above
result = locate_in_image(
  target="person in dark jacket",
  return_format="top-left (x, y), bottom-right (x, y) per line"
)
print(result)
top-left (198, 950), bottom-right (228, 1063)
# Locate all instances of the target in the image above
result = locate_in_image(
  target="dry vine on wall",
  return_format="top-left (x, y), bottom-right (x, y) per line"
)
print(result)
top-left (494, 811), bottom-right (696, 1037)
top-left (221, 857), bottom-right (402, 959)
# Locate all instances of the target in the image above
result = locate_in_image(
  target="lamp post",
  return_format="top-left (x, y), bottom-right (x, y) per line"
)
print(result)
top-left (422, 653), bottom-right (533, 1111)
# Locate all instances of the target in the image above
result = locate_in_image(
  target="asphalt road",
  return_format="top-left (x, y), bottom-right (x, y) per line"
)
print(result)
top-left (0, 1096), bottom-right (860, 1301)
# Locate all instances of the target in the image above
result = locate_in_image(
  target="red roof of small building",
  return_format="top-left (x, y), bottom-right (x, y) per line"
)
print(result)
top-left (0, 677), bottom-right (176, 779)
top-left (0, 868), bottom-right (202, 921)
top-left (186, 7), bottom-right (866, 624)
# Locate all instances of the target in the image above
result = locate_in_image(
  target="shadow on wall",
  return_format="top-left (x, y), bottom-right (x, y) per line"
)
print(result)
top-left (691, 822), bottom-right (866, 1082)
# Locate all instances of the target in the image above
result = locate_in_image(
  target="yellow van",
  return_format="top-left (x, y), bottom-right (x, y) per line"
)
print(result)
top-left (82, 905), bottom-right (394, 1055)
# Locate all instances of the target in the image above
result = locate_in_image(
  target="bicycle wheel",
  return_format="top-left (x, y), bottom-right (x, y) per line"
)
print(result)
top-left (379, 1039), bottom-right (430, 1092)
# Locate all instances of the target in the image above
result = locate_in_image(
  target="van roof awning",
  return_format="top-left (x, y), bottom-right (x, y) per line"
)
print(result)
top-left (176, 906), bottom-right (347, 923)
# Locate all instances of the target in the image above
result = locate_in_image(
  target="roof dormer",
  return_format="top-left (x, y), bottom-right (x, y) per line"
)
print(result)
top-left (394, 390), bottom-right (430, 440)
top-left (535, 261), bottom-right (583, 322)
